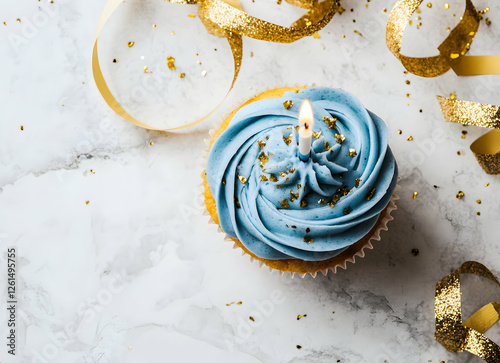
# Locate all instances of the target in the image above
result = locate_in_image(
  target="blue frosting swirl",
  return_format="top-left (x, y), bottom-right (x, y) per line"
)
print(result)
top-left (207, 87), bottom-right (398, 261)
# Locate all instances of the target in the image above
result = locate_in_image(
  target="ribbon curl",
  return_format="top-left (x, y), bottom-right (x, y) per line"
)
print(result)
top-left (93, 0), bottom-right (338, 131)
top-left (386, 0), bottom-right (500, 174)
top-left (435, 261), bottom-right (500, 362)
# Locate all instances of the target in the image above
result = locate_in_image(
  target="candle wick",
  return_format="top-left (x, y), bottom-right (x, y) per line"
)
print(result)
top-left (304, 122), bottom-right (309, 130)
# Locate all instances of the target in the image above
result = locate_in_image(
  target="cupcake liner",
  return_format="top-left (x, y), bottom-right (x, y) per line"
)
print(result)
top-left (199, 87), bottom-right (399, 278)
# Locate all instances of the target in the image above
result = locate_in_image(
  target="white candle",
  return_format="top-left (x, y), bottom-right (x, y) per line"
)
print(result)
top-left (298, 100), bottom-right (314, 161)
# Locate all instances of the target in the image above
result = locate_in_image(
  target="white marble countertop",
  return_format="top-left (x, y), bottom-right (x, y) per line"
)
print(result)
top-left (1, 0), bottom-right (500, 362)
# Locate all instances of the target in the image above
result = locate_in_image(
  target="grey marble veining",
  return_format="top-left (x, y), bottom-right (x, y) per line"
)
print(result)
top-left (1, 0), bottom-right (499, 362)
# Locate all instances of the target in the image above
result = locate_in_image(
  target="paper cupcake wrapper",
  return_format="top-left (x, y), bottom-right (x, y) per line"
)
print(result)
top-left (199, 94), bottom-right (399, 278)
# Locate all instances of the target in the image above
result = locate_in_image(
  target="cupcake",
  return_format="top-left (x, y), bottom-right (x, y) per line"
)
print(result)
top-left (203, 86), bottom-right (398, 276)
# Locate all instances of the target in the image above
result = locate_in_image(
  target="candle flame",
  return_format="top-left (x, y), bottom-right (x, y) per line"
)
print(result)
top-left (299, 100), bottom-right (314, 127)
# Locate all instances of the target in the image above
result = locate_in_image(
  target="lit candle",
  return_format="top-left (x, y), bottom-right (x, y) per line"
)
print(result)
top-left (298, 100), bottom-right (314, 161)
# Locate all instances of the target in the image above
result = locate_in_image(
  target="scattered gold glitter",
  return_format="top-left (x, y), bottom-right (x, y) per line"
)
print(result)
top-left (343, 207), bottom-right (350, 215)
top-left (324, 142), bottom-right (331, 151)
top-left (197, 60), bottom-right (202, 65)
top-left (85, 201), bottom-right (89, 205)
top-left (290, 191), bottom-right (299, 202)
top-left (355, 178), bottom-right (361, 188)
top-left (249, 316), bottom-right (254, 321)
top-left (434, 185), bottom-right (440, 188)
top-left (354, 30), bottom-right (362, 36)
top-left (297, 184), bottom-right (302, 189)
top-left (456, 191), bottom-right (464, 199)
top-left (409, 20), bottom-right (413, 26)
top-left (411, 248), bottom-right (419, 256)
top-left (260, 175), bottom-right (268, 182)
top-left (312, 131), bottom-right (322, 139)
top-left (289, 168), bottom-right (296, 174)
top-left (383, 7), bottom-right (387, 12)
top-left (303, 236), bottom-right (313, 243)
top-left (342, 34), bottom-right (346, 38)
top-left (398, 130), bottom-right (402, 134)
top-left (335, 134), bottom-right (345, 144)
top-left (281, 199), bottom-right (290, 208)
top-left (277, 0), bottom-right (282, 4)
top-left (257, 140), bottom-right (266, 149)
top-left (323, 116), bottom-right (337, 129)
top-left (270, 174), bottom-right (278, 182)
top-left (143, 66), bottom-right (149, 73)
top-left (167, 56), bottom-right (175, 70)
top-left (300, 200), bottom-right (308, 208)
top-left (485, 18), bottom-right (491, 25)
top-left (416, 7), bottom-right (421, 13)
top-left (305, 21), bottom-right (312, 26)
top-left (222, 179), bottom-right (226, 185)
top-left (153, 24), bottom-right (156, 28)
top-left (297, 315), bottom-right (303, 320)
top-left (461, 130), bottom-right (468, 139)
top-left (112, 58), bottom-right (117, 63)
top-left (444, 3), bottom-right (449, 9)
top-left (279, 172), bottom-right (288, 177)
top-left (238, 175), bottom-right (247, 184)
top-left (407, 136), bottom-right (413, 141)
top-left (477, 211), bottom-right (481, 216)
top-left (427, 2), bottom-right (432, 7)
top-left (296, 345), bottom-right (302, 349)
top-left (457, 151), bottom-right (461, 155)
top-left (283, 134), bottom-right (292, 146)
top-left (406, 80), bottom-right (411, 85)
top-left (313, 32), bottom-right (320, 39)
top-left (367, 187), bottom-right (376, 200)
top-left (447, 26), bottom-right (451, 31)
top-left (20, 126), bottom-right (24, 131)
top-left (276, 185), bottom-right (285, 189)
top-left (413, 192), bottom-right (418, 199)
top-left (348, 148), bottom-right (357, 157)
top-left (237, 301), bottom-right (242, 305)
top-left (406, 93), bottom-right (411, 98)
top-left (250, 52), bottom-right (254, 57)
top-left (318, 199), bottom-right (325, 205)
top-left (172, 31), bottom-right (176, 35)
top-left (127, 41), bottom-right (134, 47)
top-left (16, 18), bottom-right (20, 23)
top-left (283, 100), bottom-right (293, 110)
top-left (188, 14), bottom-right (196, 17)
top-left (477, 199), bottom-right (481, 204)
top-left (179, 73), bottom-right (185, 78)
top-left (90, 169), bottom-right (95, 174)
top-left (485, 183), bottom-right (490, 187)
top-left (295, 126), bottom-right (300, 132)
top-left (450, 91), bottom-right (457, 99)
top-left (201, 70), bottom-right (207, 77)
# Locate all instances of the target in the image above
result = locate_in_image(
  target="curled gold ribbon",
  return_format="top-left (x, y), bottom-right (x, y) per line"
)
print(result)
top-left (435, 261), bottom-right (500, 362)
top-left (93, 0), bottom-right (338, 131)
top-left (386, 0), bottom-right (500, 174)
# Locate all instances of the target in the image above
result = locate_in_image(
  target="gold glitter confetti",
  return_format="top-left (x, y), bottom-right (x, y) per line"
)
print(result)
top-left (413, 192), bottom-right (418, 199)
top-left (411, 248), bottom-right (419, 256)
top-left (153, 24), bottom-right (156, 28)
top-left (283, 100), bottom-right (293, 110)
top-left (188, 14), bottom-right (196, 17)
top-left (257, 140), bottom-right (266, 149)
top-left (477, 199), bottom-right (481, 204)
top-left (434, 185), bottom-right (440, 188)
top-left (179, 73), bottom-right (185, 78)
top-left (85, 201), bottom-right (89, 205)
top-left (477, 211), bottom-right (481, 216)
top-left (450, 91), bottom-right (457, 99)
top-left (238, 175), bottom-right (247, 184)
top-left (461, 130), bottom-right (468, 139)
top-left (279, 172), bottom-right (288, 177)
top-left (171, 31), bottom-right (176, 35)
top-left (485, 183), bottom-right (490, 187)
top-left (485, 18), bottom-right (491, 25)
top-left (290, 191), bottom-right (299, 202)
top-left (355, 178), bottom-right (361, 188)
top-left (457, 151), bottom-right (461, 155)
top-left (406, 93), bottom-right (411, 98)
top-left (20, 126), bottom-right (24, 131)
top-left (324, 142), bottom-right (331, 151)
top-left (343, 207), bottom-right (350, 215)
top-left (456, 191), bottom-right (465, 199)
top-left (269, 174), bottom-right (278, 182)
top-left (149, 141), bottom-right (154, 146)
top-left (289, 168), bottom-right (296, 173)
top-left (112, 58), bottom-right (117, 63)
top-left (300, 200), bottom-right (308, 208)
top-left (250, 52), bottom-right (254, 57)
top-left (367, 187), bottom-right (376, 200)
top-left (90, 169), bottom-right (95, 174)
top-left (167, 56), bottom-right (176, 70)
top-left (383, 8), bottom-right (387, 12)
top-left (144, 66), bottom-right (149, 73)
top-left (296, 345), bottom-right (302, 349)
top-left (127, 41), bottom-right (134, 47)
top-left (354, 30), bottom-right (362, 36)
top-left (201, 70), bottom-right (207, 76)
top-left (312, 131), bottom-right (322, 139)
top-left (335, 134), bottom-right (345, 143)
top-left (16, 18), bottom-right (20, 23)
top-left (277, 0), bottom-right (282, 4)
top-left (323, 116), bottom-right (337, 128)
top-left (281, 199), bottom-right (290, 208)
top-left (348, 148), bottom-right (357, 157)
top-left (249, 316), bottom-right (254, 321)
top-left (398, 130), bottom-right (402, 134)
top-left (283, 134), bottom-right (292, 146)
top-left (313, 32), bottom-right (320, 39)
top-left (427, 2), bottom-right (432, 7)
top-left (444, 3), bottom-right (449, 9)
top-left (297, 183), bottom-right (302, 189)
top-left (303, 236), bottom-right (313, 243)
top-left (260, 175), bottom-right (268, 182)
top-left (318, 199), bottom-right (325, 205)
top-left (407, 136), bottom-right (413, 141)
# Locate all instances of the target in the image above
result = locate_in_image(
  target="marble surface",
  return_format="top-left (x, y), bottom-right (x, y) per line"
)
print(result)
top-left (1, 0), bottom-right (500, 362)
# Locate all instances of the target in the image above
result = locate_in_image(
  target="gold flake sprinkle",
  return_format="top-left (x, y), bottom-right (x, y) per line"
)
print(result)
top-left (201, 69), bottom-right (207, 76)
top-left (354, 30), bottom-right (362, 36)
top-left (477, 211), bottom-right (481, 216)
top-left (335, 134), bottom-right (345, 143)
top-left (383, 8), bottom-right (387, 12)
top-left (412, 248), bottom-right (419, 256)
top-left (305, 21), bottom-right (312, 26)
top-left (128, 41), bottom-right (134, 47)
top-left (457, 151), bottom-right (461, 155)
top-left (312, 131), bottom-right (322, 139)
top-left (144, 66), bottom-right (149, 73)
top-left (112, 58), bottom-right (117, 63)
top-left (283, 134), bottom-right (292, 146)
top-left (367, 187), bottom-right (376, 200)
top-left (188, 14), bottom-right (196, 17)
top-left (313, 32), bottom-right (320, 39)
top-left (283, 100), bottom-right (293, 110)
top-left (407, 136), bottom-right (413, 141)
top-left (279, 172), bottom-right (288, 177)
top-left (222, 179), bottom-right (226, 185)
top-left (434, 185), bottom-right (440, 188)
top-left (318, 199), bottom-right (325, 205)
top-left (249, 316), bottom-right (254, 321)
top-left (16, 18), bottom-right (21, 23)
top-left (450, 91), bottom-right (457, 99)
top-left (300, 200), bottom-right (308, 208)
top-left (172, 31), bottom-right (176, 35)
top-left (355, 178), bottom-right (361, 188)
top-left (277, 0), bottom-right (282, 4)
top-left (289, 168), bottom-right (296, 174)
top-left (179, 73), bottom-right (185, 78)
top-left (324, 142), bottom-right (331, 151)
top-left (461, 130), bottom-right (467, 139)
top-left (270, 174), bottom-right (278, 182)
top-left (427, 2), bottom-right (432, 7)
top-left (296, 345), bottom-right (302, 349)
top-left (476, 199), bottom-right (481, 204)
top-left (290, 191), bottom-right (299, 202)
top-left (90, 169), bottom-right (95, 174)
top-left (260, 175), bottom-right (268, 182)
top-left (281, 199), bottom-right (290, 208)
top-left (85, 201), bottom-right (89, 205)
top-left (257, 140), bottom-right (266, 149)
top-left (20, 125), bottom-right (24, 131)
top-left (153, 24), bottom-right (156, 28)
top-left (343, 207), bottom-right (350, 215)
top-left (323, 116), bottom-right (337, 129)
top-left (238, 175), bottom-right (247, 184)
top-left (444, 3), bottom-right (449, 9)
top-left (456, 191), bottom-right (464, 199)
top-left (406, 80), bottom-right (410, 85)
top-left (303, 236), bottom-right (313, 243)
top-left (413, 192), bottom-right (418, 199)
top-left (406, 93), bottom-right (411, 98)
top-left (297, 184), bottom-right (302, 189)
top-left (398, 130), bottom-right (402, 134)
top-left (149, 141), bottom-right (154, 146)
top-left (167, 56), bottom-right (176, 70)
top-left (348, 148), bottom-right (357, 157)
top-left (485, 183), bottom-right (490, 187)
top-left (250, 51), bottom-right (254, 57)
top-left (258, 152), bottom-right (269, 166)
top-left (197, 60), bottom-right (201, 65)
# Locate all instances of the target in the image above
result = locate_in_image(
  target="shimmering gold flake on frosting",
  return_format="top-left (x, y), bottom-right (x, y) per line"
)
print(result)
top-left (343, 207), bottom-right (350, 215)
top-left (485, 183), bottom-right (490, 187)
top-left (312, 131), bottom-right (322, 139)
top-left (283, 134), bottom-right (292, 146)
top-left (300, 200), bottom-right (308, 208)
top-left (456, 191), bottom-right (465, 199)
top-left (303, 236), bottom-right (313, 243)
top-left (318, 199), bottom-right (325, 205)
top-left (355, 178), bottom-right (361, 188)
top-left (477, 199), bottom-right (481, 204)
top-left (269, 174), bottom-right (278, 182)
top-left (407, 136), bottom-right (413, 141)
top-left (348, 148), bottom-right (357, 157)
top-left (338, 186), bottom-right (349, 196)
top-left (127, 41), bottom-right (134, 47)
top-left (238, 175), bottom-right (247, 184)
top-left (167, 56), bottom-right (176, 70)
top-left (290, 191), bottom-right (299, 202)
top-left (335, 134), bottom-right (345, 143)
top-left (283, 100), bottom-right (293, 110)
top-left (257, 140), bottom-right (266, 149)
top-left (260, 175), bottom-right (268, 182)
top-left (413, 192), bottom-right (418, 199)
top-left (323, 116), bottom-right (337, 128)
top-left (279, 172), bottom-right (288, 177)
top-left (324, 141), bottom-right (331, 151)
top-left (367, 187), bottom-right (376, 200)
top-left (258, 151), bottom-right (269, 166)
top-left (281, 199), bottom-right (290, 208)
top-left (289, 168), bottom-right (296, 174)
top-left (297, 184), bottom-right (302, 189)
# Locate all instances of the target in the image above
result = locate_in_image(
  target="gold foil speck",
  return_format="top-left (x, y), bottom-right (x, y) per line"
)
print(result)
top-left (456, 191), bottom-right (465, 199)
top-left (260, 175), bottom-right (268, 182)
top-left (127, 41), bottom-right (134, 47)
top-left (179, 73), bottom-right (185, 78)
top-left (270, 174), bottom-right (278, 182)
top-left (283, 134), bottom-right (293, 146)
top-left (283, 100), bottom-right (293, 110)
top-left (303, 236), bottom-right (313, 243)
top-left (238, 175), bottom-right (247, 184)
top-left (257, 140), bottom-right (266, 149)
top-left (407, 136), bottom-right (413, 141)
top-left (348, 148), bottom-right (357, 157)
top-left (367, 187), bottom-right (376, 201)
top-left (300, 200), bottom-right (308, 208)
top-left (343, 207), bottom-right (350, 215)
top-left (355, 178), bottom-right (361, 188)
top-left (323, 116), bottom-right (337, 128)
top-left (324, 142), bottom-right (331, 151)
top-left (413, 191), bottom-right (418, 199)
top-left (318, 199), bottom-right (325, 205)
top-left (281, 199), bottom-right (290, 208)
top-left (290, 191), bottom-right (299, 202)
top-left (335, 134), bottom-right (345, 144)
top-left (312, 131), bottom-right (322, 139)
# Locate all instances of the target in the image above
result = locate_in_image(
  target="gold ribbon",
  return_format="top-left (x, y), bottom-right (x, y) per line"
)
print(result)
top-left (386, 0), bottom-right (500, 174)
top-left (93, 0), bottom-right (338, 131)
top-left (435, 261), bottom-right (500, 362)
